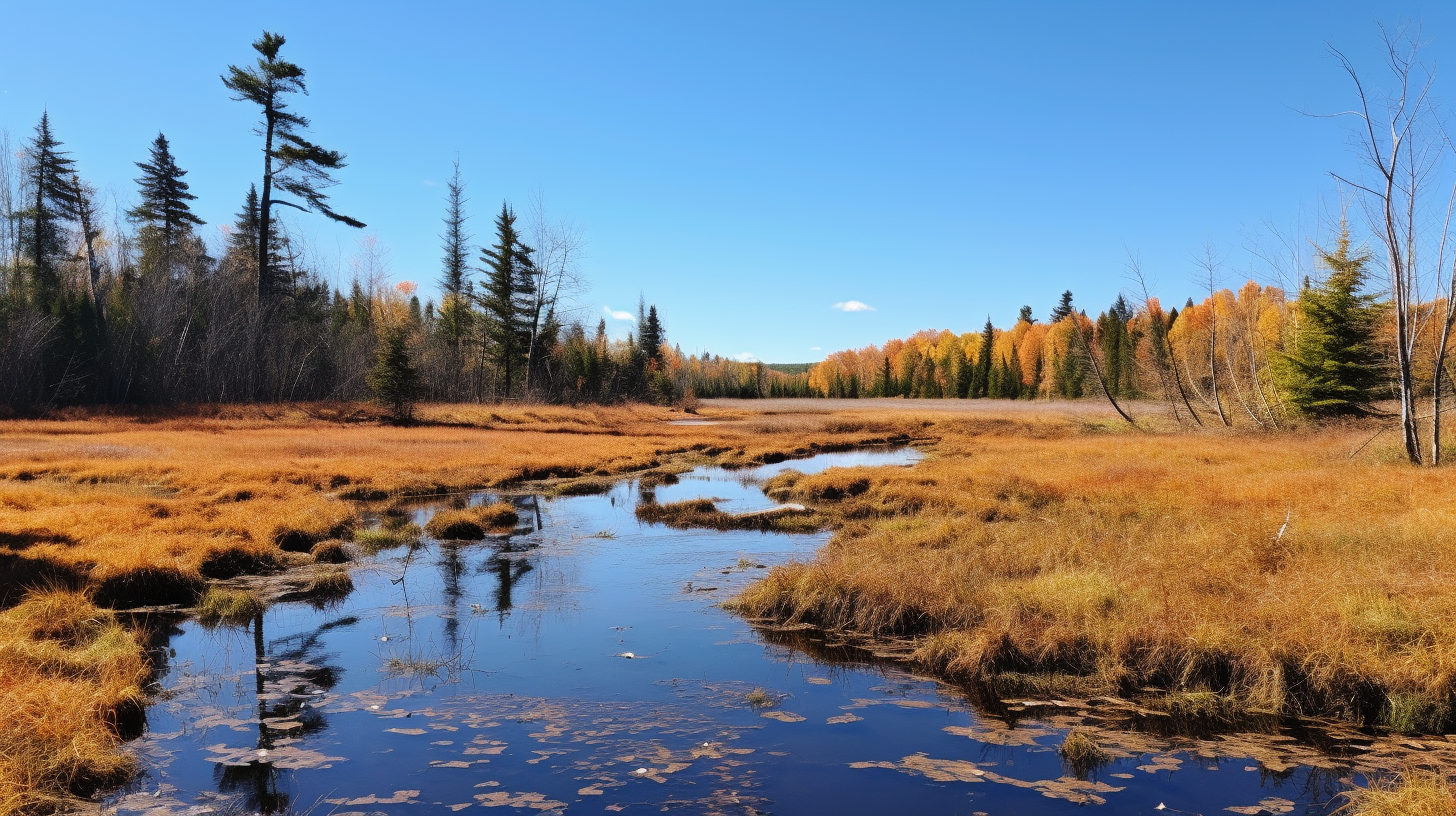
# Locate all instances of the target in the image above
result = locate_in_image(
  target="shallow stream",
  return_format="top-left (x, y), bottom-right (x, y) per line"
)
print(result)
top-left (107, 448), bottom-right (1393, 815)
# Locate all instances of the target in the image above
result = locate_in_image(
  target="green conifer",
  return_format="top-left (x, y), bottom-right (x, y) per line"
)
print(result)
top-left (1274, 230), bottom-right (1384, 417)
top-left (129, 133), bottom-right (205, 279)
top-left (16, 113), bottom-right (80, 309)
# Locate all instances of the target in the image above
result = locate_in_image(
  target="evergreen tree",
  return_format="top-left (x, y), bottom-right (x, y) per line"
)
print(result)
top-left (878, 355), bottom-right (893, 397)
top-left (437, 159), bottom-right (472, 347)
top-left (368, 325), bottom-right (421, 422)
top-left (954, 346), bottom-right (972, 398)
top-left (1050, 290), bottom-right (1074, 322)
top-left (1098, 295), bottom-right (1136, 398)
top-left (1274, 230), bottom-right (1384, 417)
top-left (1018, 305), bottom-right (1035, 324)
top-left (224, 31), bottom-right (365, 302)
top-left (129, 133), bottom-right (205, 279)
top-left (15, 113), bottom-right (80, 309)
top-left (971, 317), bottom-right (994, 398)
top-left (227, 185), bottom-right (262, 265)
top-left (640, 305), bottom-right (664, 366)
top-left (1005, 346), bottom-right (1024, 398)
top-left (476, 202), bottom-right (535, 398)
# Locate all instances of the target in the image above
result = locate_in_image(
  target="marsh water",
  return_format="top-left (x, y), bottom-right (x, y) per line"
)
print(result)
top-left (107, 448), bottom-right (1387, 816)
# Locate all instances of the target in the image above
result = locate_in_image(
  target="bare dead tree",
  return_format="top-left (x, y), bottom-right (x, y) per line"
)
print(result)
top-left (524, 190), bottom-right (588, 400)
top-left (1194, 246), bottom-right (1232, 426)
top-left (1069, 308), bottom-right (1137, 427)
top-left (1328, 26), bottom-right (1439, 464)
top-left (1126, 251), bottom-right (1201, 426)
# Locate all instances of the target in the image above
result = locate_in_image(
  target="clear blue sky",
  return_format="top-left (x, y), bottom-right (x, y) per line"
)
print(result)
top-left (2, 1), bottom-right (1453, 362)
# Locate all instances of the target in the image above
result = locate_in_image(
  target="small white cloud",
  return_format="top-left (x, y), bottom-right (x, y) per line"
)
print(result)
top-left (733, 352), bottom-right (760, 363)
top-left (603, 305), bottom-right (635, 321)
top-left (809, 346), bottom-right (822, 351)
top-left (832, 300), bottom-right (875, 312)
top-left (421, 179), bottom-right (440, 187)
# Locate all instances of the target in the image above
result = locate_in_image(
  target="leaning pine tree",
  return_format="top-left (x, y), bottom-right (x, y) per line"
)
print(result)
top-left (223, 31), bottom-right (364, 302)
top-left (1274, 229), bottom-right (1384, 417)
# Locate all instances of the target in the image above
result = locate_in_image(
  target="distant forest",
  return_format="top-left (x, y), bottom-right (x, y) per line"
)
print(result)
top-left (0, 32), bottom-right (810, 414)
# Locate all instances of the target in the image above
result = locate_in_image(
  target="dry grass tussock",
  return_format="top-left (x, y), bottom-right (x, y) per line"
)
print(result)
top-left (424, 502), bottom-right (519, 539)
top-left (730, 409), bottom-right (1456, 732)
top-left (0, 589), bottom-right (148, 815)
top-left (1340, 770), bottom-right (1456, 816)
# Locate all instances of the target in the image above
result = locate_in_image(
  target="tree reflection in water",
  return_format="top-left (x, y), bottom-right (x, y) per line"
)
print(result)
top-left (214, 609), bottom-right (350, 814)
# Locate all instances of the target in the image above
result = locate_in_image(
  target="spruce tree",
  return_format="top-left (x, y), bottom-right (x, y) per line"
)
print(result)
top-left (16, 113), bottom-right (80, 309)
top-left (954, 346), bottom-right (972, 398)
top-left (438, 160), bottom-right (473, 347)
top-left (129, 133), bottom-right (205, 279)
top-left (971, 318), bottom-right (994, 398)
top-left (223, 31), bottom-right (365, 302)
top-left (368, 325), bottom-right (421, 422)
top-left (1050, 290), bottom-right (1074, 322)
top-left (640, 305), bottom-right (664, 366)
top-left (1274, 230), bottom-right (1383, 417)
top-left (1018, 305), bottom-right (1035, 324)
top-left (476, 202), bottom-right (536, 398)
top-left (1005, 347), bottom-right (1024, 398)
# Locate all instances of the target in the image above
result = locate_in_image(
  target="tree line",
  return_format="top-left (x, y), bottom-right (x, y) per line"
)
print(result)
top-left (808, 228), bottom-right (1423, 432)
top-left (0, 31), bottom-right (799, 416)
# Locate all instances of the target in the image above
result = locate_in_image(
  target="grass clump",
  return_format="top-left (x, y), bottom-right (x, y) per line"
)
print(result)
top-left (636, 498), bottom-right (819, 532)
top-left (195, 587), bottom-right (265, 626)
top-left (1340, 769), bottom-right (1456, 816)
top-left (354, 524), bottom-right (422, 554)
top-left (1058, 729), bottom-right (1109, 773)
top-left (744, 687), bottom-right (777, 710)
top-left (302, 567), bottom-right (354, 603)
top-left (423, 503), bottom-right (519, 540)
top-left (0, 589), bottom-right (148, 814)
top-left (1382, 692), bottom-right (1451, 736)
top-left (310, 539), bottom-right (351, 564)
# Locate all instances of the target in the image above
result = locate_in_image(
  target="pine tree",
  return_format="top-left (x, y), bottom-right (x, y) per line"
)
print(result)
top-left (640, 305), bottom-right (664, 366)
top-left (971, 318), bottom-right (994, 398)
top-left (1274, 230), bottom-right (1384, 417)
top-left (228, 185), bottom-right (262, 263)
top-left (954, 345), bottom-right (972, 398)
top-left (224, 31), bottom-right (365, 302)
top-left (368, 325), bottom-right (421, 422)
top-left (476, 202), bottom-right (535, 398)
top-left (437, 160), bottom-right (472, 346)
top-left (129, 133), bottom-right (205, 279)
top-left (1050, 290), bottom-right (1074, 322)
top-left (16, 113), bottom-right (80, 309)
top-left (1018, 305), bottom-right (1036, 324)
top-left (1005, 346), bottom-right (1024, 398)
top-left (1098, 295), bottom-right (1136, 398)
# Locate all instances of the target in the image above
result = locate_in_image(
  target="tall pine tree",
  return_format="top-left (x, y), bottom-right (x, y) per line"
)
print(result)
top-left (476, 203), bottom-right (536, 398)
top-left (971, 317), bottom-right (994, 398)
top-left (223, 31), bottom-right (364, 302)
top-left (130, 133), bottom-right (205, 280)
top-left (437, 159), bottom-right (473, 351)
top-left (16, 112), bottom-right (80, 310)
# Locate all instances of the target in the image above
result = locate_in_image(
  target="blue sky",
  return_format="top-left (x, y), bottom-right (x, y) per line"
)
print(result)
top-left (2, 1), bottom-right (1454, 362)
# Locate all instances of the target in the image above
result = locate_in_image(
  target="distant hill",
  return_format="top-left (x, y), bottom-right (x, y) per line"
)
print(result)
top-left (765, 363), bottom-right (813, 375)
